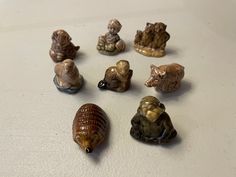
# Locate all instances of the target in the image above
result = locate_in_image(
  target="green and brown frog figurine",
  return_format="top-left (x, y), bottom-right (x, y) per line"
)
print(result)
top-left (130, 96), bottom-right (177, 144)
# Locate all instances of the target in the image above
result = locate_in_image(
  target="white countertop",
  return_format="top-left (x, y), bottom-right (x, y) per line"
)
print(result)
top-left (0, 0), bottom-right (235, 177)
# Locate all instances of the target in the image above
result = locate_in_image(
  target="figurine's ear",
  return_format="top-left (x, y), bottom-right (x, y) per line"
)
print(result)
top-left (52, 31), bottom-right (58, 40)
top-left (150, 64), bottom-right (159, 74)
top-left (146, 22), bottom-right (152, 27)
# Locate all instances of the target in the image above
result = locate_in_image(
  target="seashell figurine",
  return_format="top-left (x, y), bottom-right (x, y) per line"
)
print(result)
top-left (130, 96), bottom-right (177, 144)
top-left (49, 29), bottom-right (80, 62)
top-left (53, 59), bottom-right (83, 94)
top-left (134, 22), bottom-right (170, 57)
top-left (98, 60), bottom-right (133, 92)
top-left (145, 63), bottom-right (184, 92)
top-left (97, 19), bottom-right (126, 55)
top-left (72, 103), bottom-right (108, 153)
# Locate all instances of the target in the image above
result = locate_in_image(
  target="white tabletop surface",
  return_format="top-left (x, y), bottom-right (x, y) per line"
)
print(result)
top-left (0, 0), bottom-right (236, 177)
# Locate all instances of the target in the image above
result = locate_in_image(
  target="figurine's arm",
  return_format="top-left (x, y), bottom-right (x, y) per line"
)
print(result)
top-left (131, 113), bottom-right (141, 127)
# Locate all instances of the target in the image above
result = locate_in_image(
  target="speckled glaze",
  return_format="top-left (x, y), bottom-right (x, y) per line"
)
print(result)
top-left (72, 104), bottom-right (108, 153)
top-left (98, 60), bottom-right (133, 92)
top-left (134, 22), bottom-right (170, 57)
top-left (97, 19), bottom-right (125, 55)
top-left (49, 29), bottom-right (80, 62)
top-left (130, 96), bottom-right (177, 144)
top-left (145, 63), bottom-right (185, 92)
top-left (54, 59), bottom-right (83, 94)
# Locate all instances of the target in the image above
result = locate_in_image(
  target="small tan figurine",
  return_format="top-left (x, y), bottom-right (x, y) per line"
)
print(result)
top-left (97, 19), bottom-right (126, 55)
top-left (53, 59), bottom-right (83, 94)
top-left (49, 29), bottom-right (80, 62)
top-left (98, 60), bottom-right (133, 92)
top-left (134, 22), bottom-right (170, 57)
top-left (130, 96), bottom-right (177, 144)
top-left (145, 63), bottom-right (184, 92)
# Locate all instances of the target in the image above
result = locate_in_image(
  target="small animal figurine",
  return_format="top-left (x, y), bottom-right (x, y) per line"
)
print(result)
top-left (49, 29), bottom-right (80, 62)
top-left (130, 96), bottom-right (177, 144)
top-left (53, 59), bottom-right (83, 94)
top-left (134, 22), bottom-right (170, 57)
top-left (72, 103), bottom-right (108, 153)
top-left (145, 63), bottom-right (184, 92)
top-left (97, 19), bottom-right (126, 55)
top-left (98, 60), bottom-right (133, 92)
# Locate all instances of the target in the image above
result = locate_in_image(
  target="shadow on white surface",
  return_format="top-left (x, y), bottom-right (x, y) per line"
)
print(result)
top-left (157, 80), bottom-right (193, 102)
top-left (75, 51), bottom-right (87, 64)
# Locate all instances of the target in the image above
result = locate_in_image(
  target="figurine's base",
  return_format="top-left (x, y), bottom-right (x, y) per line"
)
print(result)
top-left (53, 75), bottom-right (83, 94)
top-left (130, 127), bottom-right (177, 144)
top-left (134, 44), bottom-right (165, 57)
top-left (97, 49), bottom-right (120, 56)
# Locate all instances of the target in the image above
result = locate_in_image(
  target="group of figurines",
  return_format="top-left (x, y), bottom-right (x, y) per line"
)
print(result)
top-left (49, 19), bottom-right (185, 153)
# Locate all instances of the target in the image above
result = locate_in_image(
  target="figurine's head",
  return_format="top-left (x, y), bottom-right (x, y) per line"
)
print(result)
top-left (138, 96), bottom-right (165, 122)
top-left (116, 60), bottom-right (130, 76)
top-left (154, 22), bottom-right (167, 33)
top-left (55, 59), bottom-right (78, 77)
top-left (108, 19), bottom-right (122, 35)
top-left (52, 29), bottom-right (71, 46)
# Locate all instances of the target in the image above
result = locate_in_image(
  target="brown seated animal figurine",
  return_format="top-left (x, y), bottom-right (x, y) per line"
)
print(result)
top-left (98, 60), bottom-right (133, 92)
top-left (97, 19), bottom-right (126, 55)
top-left (145, 63), bottom-right (184, 92)
top-left (130, 96), bottom-right (177, 144)
top-left (53, 59), bottom-right (83, 94)
top-left (134, 22), bottom-right (170, 57)
top-left (49, 29), bottom-right (80, 62)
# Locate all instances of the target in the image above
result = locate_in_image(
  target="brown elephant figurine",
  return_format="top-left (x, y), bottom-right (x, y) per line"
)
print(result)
top-left (49, 29), bottom-right (80, 62)
top-left (130, 96), bottom-right (177, 144)
top-left (53, 59), bottom-right (83, 94)
top-left (98, 60), bottom-right (133, 92)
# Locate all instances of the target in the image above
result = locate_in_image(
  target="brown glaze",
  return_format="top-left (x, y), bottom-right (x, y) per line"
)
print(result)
top-left (54, 59), bottom-right (83, 94)
top-left (145, 63), bottom-right (184, 92)
top-left (72, 104), bottom-right (108, 153)
top-left (97, 19), bottom-right (125, 55)
top-left (130, 96), bottom-right (177, 144)
top-left (134, 22), bottom-right (170, 57)
top-left (49, 29), bottom-right (80, 62)
top-left (98, 60), bottom-right (133, 92)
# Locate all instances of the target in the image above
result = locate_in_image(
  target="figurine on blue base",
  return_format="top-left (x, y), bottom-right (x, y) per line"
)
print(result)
top-left (54, 59), bottom-right (83, 94)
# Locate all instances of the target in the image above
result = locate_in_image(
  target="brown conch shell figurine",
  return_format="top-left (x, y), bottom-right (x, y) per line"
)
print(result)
top-left (72, 103), bottom-right (108, 153)
top-left (97, 19), bottom-right (126, 55)
top-left (53, 59), bottom-right (83, 94)
top-left (134, 22), bottom-right (170, 57)
top-left (130, 96), bottom-right (177, 144)
top-left (98, 60), bottom-right (133, 92)
top-left (145, 63), bottom-right (184, 92)
top-left (49, 29), bottom-right (80, 62)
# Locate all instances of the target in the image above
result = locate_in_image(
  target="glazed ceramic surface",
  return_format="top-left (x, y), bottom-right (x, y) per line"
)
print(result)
top-left (0, 1), bottom-right (235, 177)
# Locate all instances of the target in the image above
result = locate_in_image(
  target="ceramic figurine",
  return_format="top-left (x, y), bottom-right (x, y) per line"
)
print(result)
top-left (53, 59), bottom-right (83, 94)
top-left (98, 60), bottom-right (133, 92)
top-left (134, 22), bottom-right (170, 57)
top-left (97, 19), bottom-right (126, 55)
top-left (49, 29), bottom-right (80, 62)
top-left (145, 63), bottom-right (184, 92)
top-left (130, 96), bottom-right (177, 144)
top-left (72, 103), bottom-right (108, 153)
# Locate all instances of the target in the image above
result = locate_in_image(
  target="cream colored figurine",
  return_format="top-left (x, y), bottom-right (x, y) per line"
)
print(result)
top-left (97, 19), bottom-right (126, 55)
top-left (53, 59), bottom-right (83, 94)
